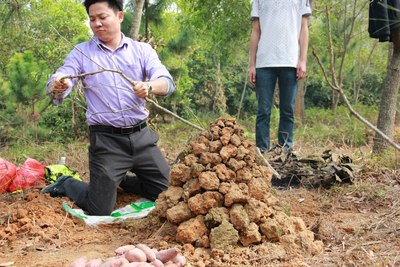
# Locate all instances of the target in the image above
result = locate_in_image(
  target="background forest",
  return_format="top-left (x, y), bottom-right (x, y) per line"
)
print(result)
top-left (0, 0), bottom-right (398, 164)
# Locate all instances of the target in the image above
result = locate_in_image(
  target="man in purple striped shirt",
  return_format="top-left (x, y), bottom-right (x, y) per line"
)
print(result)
top-left (42, 0), bottom-right (175, 215)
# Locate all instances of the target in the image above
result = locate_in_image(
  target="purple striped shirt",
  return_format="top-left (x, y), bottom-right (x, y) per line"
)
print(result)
top-left (47, 35), bottom-right (174, 127)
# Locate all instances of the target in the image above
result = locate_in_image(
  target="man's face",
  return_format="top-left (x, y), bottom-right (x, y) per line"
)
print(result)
top-left (88, 2), bottom-right (123, 43)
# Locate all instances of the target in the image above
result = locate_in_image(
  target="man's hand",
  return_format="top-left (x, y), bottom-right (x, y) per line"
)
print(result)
top-left (51, 75), bottom-right (71, 95)
top-left (248, 67), bottom-right (256, 87)
top-left (296, 61), bottom-right (307, 80)
top-left (133, 81), bottom-right (151, 99)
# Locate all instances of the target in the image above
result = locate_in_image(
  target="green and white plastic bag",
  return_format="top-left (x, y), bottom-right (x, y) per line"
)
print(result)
top-left (62, 198), bottom-right (155, 226)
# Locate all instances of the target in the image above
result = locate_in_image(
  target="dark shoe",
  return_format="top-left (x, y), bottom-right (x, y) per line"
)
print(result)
top-left (41, 175), bottom-right (71, 197)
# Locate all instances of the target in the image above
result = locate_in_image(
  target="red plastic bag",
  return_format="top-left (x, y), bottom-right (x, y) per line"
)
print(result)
top-left (0, 158), bottom-right (17, 193)
top-left (8, 158), bottom-right (46, 192)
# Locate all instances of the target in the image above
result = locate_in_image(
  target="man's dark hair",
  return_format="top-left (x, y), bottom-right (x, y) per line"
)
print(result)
top-left (83, 0), bottom-right (123, 14)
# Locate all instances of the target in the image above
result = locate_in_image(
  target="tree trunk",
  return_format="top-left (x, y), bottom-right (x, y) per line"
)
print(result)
top-left (386, 43), bottom-right (400, 127)
top-left (353, 41), bottom-right (378, 103)
top-left (331, 90), bottom-right (340, 114)
top-left (353, 80), bottom-right (359, 103)
top-left (212, 60), bottom-right (226, 114)
top-left (145, 0), bottom-right (149, 39)
top-left (373, 28), bottom-right (400, 152)
top-left (396, 99), bottom-right (400, 126)
top-left (295, 78), bottom-right (306, 123)
top-left (129, 0), bottom-right (145, 39)
top-left (237, 70), bottom-right (248, 120)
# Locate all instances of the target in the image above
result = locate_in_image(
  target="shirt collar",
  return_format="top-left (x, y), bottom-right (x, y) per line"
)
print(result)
top-left (120, 34), bottom-right (129, 47)
top-left (92, 33), bottom-right (129, 51)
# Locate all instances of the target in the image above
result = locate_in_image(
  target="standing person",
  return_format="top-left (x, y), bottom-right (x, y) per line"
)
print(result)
top-left (42, 0), bottom-right (175, 216)
top-left (248, 0), bottom-right (311, 154)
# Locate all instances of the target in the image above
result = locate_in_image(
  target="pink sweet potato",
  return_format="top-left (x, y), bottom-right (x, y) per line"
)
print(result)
top-left (100, 256), bottom-right (129, 267)
top-left (136, 243), bottom-right (156, 262)
top-left (120, 263), bottom-right (143, 267)
top-left (163, 263), bottom-right (179, 267)
top-left (172, 255), bottom-right (186, 267)
top-left (155, 248), bottom-right (178, 263)
top-left (69, 256), bottom-right (88, 267)
top-left (124, 248), bottom-right (147, 263)
top-left (85, 258), bottom-right (103, 267)
top-left (115, 245), bottom-right (136, 255)
top-left (121, 263), bottom-right (154, 267)
top-left (149, 259), bottom-right (164, 267)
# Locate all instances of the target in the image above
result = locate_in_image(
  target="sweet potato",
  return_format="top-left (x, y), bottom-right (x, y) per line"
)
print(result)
top-left (136, 243), bottom-right (156, 262)
top-left (121, 263), bottom-right (154, 267)
top-left (99, 256), bottom-right (129, 267)
top-left (172, 255), bottom-right (186, 267)
top-left (124, 248), bottom-right (147, 263)
top-left (85, 258), bottom-right (103, 267)
top-left (115, 245), bottom-right (136, 255)
top-left (149, 259), bottom-right (164, 267)
top-left (69, 256), bottom-right (88, 267)
top-left (155, 248), bottom-right (178, 263)
top-left (163, 263), bottom-right (178, 267)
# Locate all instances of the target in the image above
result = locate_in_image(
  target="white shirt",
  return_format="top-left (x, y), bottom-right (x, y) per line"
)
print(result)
top-left (251, 0), bottom-right (312, 68)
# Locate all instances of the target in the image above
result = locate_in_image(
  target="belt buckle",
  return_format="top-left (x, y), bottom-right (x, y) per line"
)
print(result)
top-left (120, 126), bottom-right (133, 134)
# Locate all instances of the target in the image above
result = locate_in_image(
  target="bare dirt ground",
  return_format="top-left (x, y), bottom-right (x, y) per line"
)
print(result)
top-left (1, 122), bottom-right (399, 267)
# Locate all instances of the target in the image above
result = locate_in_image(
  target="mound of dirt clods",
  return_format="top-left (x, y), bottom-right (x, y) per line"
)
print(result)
top-left (154, 117), bottom-right (323, 257)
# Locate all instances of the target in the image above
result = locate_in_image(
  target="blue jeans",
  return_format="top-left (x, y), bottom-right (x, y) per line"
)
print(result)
top-left (255, 67), bottom-right (298, 152)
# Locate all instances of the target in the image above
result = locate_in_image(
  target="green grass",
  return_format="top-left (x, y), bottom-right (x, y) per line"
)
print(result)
top-left (366, 148), bottom-right (400, 170)
top-left (156, 120), bottom-right (195, 149)
top-left (2, 104), bottom-right (398, 170)
top-left (296, 105), bottom-right (377, 147)
top-left (0, 141), bottom-right (88, 169)
top-left (1, 142), bottom-right (65, 165)
top-left (322, 182), bottom-right (388, 202)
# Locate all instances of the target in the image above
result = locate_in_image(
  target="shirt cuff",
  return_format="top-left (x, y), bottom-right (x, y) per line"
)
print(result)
top-left (159, 77), bottom-right (175, 97)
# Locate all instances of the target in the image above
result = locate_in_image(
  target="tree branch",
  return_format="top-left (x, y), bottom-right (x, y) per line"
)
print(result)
top-left (49, 25), bottom-right (204, 131)
top-left (312, 49), bottom-right (400, 152)
top-left (255, 147), bottom-right (281, 179)
top-left (59, 71), bottom-right (205, 131)
top-left (312, 47), bottom-right (339, 92)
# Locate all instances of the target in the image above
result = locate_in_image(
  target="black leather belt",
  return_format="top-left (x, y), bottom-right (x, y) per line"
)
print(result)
top-left (89, 121), bottom-right (147, 134)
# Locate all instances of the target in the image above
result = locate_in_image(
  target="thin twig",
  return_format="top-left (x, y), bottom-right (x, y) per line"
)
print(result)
top-left (145, 98), bottom-right (204, 131)
top-left (326, 7), bottom-right (339, 89)
top-left (58, 210), bottom-right (69, 230)
top-left (50, 25), bottom-right (204, 131)
top-left (59, 72), bottom-right (205, 131)
top-left (361, 246), bottom-right (375, 261)
top-left (312, 48), bottom-right (400, 152)
top-left (255, 147), bottom-right (281, 179)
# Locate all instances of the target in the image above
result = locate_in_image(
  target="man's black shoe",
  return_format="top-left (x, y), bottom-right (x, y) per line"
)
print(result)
top-left (41, 175), bottom-right (71, 197)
